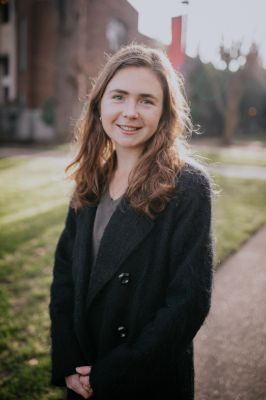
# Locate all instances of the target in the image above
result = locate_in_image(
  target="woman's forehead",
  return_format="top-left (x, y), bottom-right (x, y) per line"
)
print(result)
top-left (104, 66), bottom-right (163, 97)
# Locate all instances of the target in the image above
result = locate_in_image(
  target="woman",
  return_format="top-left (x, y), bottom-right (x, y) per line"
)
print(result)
top-left (50, 44), bottom-right (214, 400)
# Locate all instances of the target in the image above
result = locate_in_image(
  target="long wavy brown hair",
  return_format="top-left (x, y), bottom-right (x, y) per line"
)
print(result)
top-left (67, 44), bottom-right (193, 218)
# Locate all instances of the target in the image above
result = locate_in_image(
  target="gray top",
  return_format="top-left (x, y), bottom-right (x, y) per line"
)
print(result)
top-left (91, 189), bottom-right (122, 269)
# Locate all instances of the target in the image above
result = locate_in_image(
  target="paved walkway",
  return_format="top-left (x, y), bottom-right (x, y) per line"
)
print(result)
top-left (0, 146), bottom-right (70, 158)
top-left (209, 164), bottom-right (266, 180)
top-left (1, 146), bottom-right (266, 180)
top-left (195, 224), bottom-right (266, 400)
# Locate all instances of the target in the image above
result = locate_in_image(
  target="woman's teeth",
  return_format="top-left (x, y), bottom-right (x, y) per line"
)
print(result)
top-left (119, 125), bottom-right (139, 131)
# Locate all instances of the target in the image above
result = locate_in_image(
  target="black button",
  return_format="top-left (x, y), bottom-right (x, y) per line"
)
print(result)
top-left (117, 325), bottom-right (128, 338)
top-left (118, 272), bottom-right (130, 285)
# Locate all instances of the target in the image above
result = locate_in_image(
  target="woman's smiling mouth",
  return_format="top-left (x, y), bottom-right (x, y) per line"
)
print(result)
top-left (116, 124), bottom-right (142, 134)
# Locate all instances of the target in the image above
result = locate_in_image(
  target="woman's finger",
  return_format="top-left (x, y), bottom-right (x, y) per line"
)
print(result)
top-left (71, 381), bottom-right (91, 399)
top-left (66, 374), bottom-right (92, 399)
top-left (79, 375), bottom-right (90, 390)
top-left (76, 366), bottom-right (91, 375)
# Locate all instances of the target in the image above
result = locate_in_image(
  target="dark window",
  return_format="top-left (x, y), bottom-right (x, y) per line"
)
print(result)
top-left (0, 55), bottom-right (9, 75)
top-left (19, 18), bottom-right (27, 71)
top-left (3, 86), bottom-right (9, 101)
top-left (1, 3), bottom-right (10, 23)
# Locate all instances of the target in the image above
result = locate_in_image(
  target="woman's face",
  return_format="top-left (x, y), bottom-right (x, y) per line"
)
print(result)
top-left (100, 67), bottom-right (163, 155)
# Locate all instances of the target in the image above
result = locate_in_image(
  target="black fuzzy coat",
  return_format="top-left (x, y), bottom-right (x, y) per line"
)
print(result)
top-left (49, 164), bottom-right (214, 400)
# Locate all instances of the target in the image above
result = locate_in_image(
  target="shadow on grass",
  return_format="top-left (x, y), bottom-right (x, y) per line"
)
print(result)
top-left (0, 204), bottom-right (68, 259)
top-left (0, 203), bottom-right (67, 400)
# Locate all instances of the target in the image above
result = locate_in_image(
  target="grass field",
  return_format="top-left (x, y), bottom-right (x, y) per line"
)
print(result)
top-left (1, 154), bottom-right (266, 399)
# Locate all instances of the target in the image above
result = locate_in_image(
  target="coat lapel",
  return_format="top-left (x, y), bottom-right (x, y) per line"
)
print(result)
top-left (73, 205), bottom-right (96, 292)
top-left (73, 205), bottom-right (96, 357)
top-left (86, 198), bottom-right (154, 311)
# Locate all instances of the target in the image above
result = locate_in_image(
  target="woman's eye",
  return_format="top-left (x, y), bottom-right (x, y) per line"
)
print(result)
top-left (112, 95), bottom-right (123, 100)
top-left (141, 99), bottom-right (153, 105)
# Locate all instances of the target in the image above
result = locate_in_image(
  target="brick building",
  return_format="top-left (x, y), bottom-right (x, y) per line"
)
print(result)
top-left (0, 0), bottom-right (165, 143)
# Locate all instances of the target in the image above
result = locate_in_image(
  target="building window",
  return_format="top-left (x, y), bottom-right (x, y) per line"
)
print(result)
top-left (3, 86), bottom-right (9, 101)
top-left (106, 18), bottom-right (128, 52)
top-left (0, 2), bottom-right (10, 23)
top-left (0, 55), bottom-right (9, 104)
top-left (0, 55), bottom-right (9, 75)
top-left (19, 18), bottom-right (27, 71)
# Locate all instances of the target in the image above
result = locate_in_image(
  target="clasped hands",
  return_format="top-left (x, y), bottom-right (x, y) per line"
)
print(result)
top-left (65, 366), bottom-right (94, 399)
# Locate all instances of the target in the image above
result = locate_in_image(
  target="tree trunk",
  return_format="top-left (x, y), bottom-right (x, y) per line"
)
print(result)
top-left (222, 75), bottom-right (242, 145)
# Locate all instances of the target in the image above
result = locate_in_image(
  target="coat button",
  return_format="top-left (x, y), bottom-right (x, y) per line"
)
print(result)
top-left (117, 325), bottom-right (128, 338)
top-left (118, 272), bottom-right (130, 285)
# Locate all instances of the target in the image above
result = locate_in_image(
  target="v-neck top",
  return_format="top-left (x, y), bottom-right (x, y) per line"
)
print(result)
top-left (91, 189), bottom-right (123, 270)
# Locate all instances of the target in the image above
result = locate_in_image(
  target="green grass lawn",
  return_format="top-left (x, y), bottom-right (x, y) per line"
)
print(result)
top-left (213, 175), bottom-right (266, 263)
top-left (1, 154), bottom-right (266, 399)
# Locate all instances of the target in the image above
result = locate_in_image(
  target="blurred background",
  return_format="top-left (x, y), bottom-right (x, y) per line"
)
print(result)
top-left (1, 0), bottom-right (266, 144)
top-left (0, 1), bottom-right (265, 399)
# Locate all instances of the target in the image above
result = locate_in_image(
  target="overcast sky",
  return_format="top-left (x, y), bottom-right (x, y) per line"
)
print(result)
top-left (128, 0), bottom-right (266, 69)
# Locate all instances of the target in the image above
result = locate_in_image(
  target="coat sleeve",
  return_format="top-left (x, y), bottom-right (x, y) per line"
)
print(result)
top-left (89, 171), bottom-right (214, 397)
top-left (49, 206), bottom-right (87, 386)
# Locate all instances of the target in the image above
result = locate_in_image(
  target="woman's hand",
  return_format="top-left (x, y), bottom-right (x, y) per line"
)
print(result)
top-left (65, 366), bottom-right (93, 399)
top-left (76, 366), bottom-right (93, 396)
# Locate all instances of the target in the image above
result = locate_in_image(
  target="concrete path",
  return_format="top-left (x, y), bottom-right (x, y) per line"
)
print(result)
top-left (191, 141), bottom-right (266, 159)
top-left (0, 146), bottom-right (70, 158)
top-left (195, 224), bottom-right (266, 400)
top-left (1, 146), bottom-right (266, 179)
top-left (209, 164), bottom-right (266, 180)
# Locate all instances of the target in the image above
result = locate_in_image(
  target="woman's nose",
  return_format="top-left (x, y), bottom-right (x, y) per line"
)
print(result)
top-left (122, 101), bottom-right (139, 119)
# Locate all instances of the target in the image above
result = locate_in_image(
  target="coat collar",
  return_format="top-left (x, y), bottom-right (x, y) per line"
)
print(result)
top-left (81, 198), bottom-right (154, 311)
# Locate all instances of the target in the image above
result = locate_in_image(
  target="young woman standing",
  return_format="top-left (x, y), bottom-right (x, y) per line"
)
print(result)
top-left (50, 44), bottom-right (214, 400)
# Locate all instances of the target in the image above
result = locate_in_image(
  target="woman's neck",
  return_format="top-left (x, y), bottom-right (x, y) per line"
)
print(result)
top-left (115, 147), bottom-right (142, 176)
top-left (108, 147), bottom-right (142, 199)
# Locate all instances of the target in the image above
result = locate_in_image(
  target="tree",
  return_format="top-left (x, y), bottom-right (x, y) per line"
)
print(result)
top-left (186, 43), bottom-right (265, 145)
top-left (214, 43), bottom-right (260, 145)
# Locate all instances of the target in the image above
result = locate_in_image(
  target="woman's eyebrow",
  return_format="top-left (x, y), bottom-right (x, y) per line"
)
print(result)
top-left (108, 89), bottom-right (128, 95)
top-left (108, 89), bottom-right (158, 100)
top-left (139, 93), bottom-right (158, 100)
